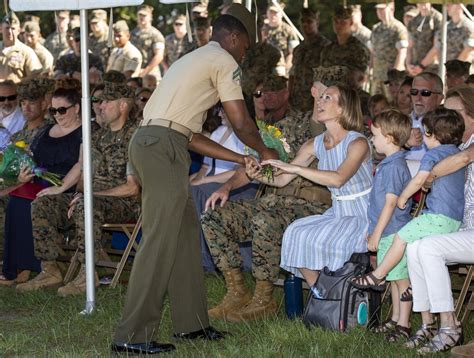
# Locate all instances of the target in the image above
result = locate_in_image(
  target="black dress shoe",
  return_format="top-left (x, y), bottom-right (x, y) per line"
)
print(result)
top-left (111, 341), bottom-right (176, 355)
top-left (172, 326), bottom-right (227, 341)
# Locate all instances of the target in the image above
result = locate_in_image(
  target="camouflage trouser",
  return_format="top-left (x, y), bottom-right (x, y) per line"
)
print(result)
top-left (31, 193), bottom-right (139, 263)
top-left (201, 193), bottom-right (329, 282)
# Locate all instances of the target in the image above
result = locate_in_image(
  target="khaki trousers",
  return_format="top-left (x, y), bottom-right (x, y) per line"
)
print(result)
top-left (114, 126), bottom-right (208, 343)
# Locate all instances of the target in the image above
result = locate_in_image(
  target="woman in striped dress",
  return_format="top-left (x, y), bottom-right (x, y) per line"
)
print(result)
top-left (247, 83), bottom-right (372, 287)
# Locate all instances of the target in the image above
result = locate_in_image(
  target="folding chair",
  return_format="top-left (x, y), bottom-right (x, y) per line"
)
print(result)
top-left (454, 264), bottom-right (473, 325)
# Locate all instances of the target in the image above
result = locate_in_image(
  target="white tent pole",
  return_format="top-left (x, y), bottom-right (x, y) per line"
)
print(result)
top-left (439, 4), bottom-right (447, 88)
top-left (271, 0), bottom-right (304, 41)
top-left (245, 0), bottom-right (251, 11)
top-left (79, 8), bottom-right (96, 315)
top-left (461, 4), bottom-right (473, 22)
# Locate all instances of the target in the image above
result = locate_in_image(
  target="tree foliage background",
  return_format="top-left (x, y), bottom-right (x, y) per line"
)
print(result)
top-left (3, 1), bottom-right (474, 42)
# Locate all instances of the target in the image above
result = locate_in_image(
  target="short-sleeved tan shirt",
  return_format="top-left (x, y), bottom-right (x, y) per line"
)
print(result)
top-left (143, 41), bottom-right (243, 134)
top-left (32, 43), bottom-right (54, 76)
top-left (0, 40), bottom-right (42, 83)
top-left (107, 41), bottom-right (143, 77)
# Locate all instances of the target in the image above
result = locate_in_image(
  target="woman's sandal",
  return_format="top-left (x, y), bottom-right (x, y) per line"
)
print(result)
top-left (386, 325), bottom-right (411, 343)
top-left (404, 321), bottom-right (438, 349)
top-left (400, 286), bottom-right (413, 302)
top-left (372, 319), bottom-right (398, 334)
top-left (417, 325), bottom-right (463, 355)
top-left (351, 272), bottom-right (386, 292)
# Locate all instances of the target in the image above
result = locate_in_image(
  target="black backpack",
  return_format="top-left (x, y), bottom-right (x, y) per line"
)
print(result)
top-left (302, 253), bottom-right (379, 332)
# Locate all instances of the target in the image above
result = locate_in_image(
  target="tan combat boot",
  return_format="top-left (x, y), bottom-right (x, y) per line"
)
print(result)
top-left (226, 280), bottom-right (278, 322)
top-left (16, 262), bottom-right (62, 292)
top-left (57, 265), bottom-right (99, 297)
top-left (208, 268), bottom-right (252, 319)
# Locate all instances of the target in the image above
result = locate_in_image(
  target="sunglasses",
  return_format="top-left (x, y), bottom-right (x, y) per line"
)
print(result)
top-left (138, 96), bottom-right (149, 103)
top-left (410, 89), bottom-right (442, 97)
top-left (0, 94), bottom-right (17, 102)
top-left (253, 90), bottom-right (263, 98)
top-left (49, 104), bottom-right (74, 116)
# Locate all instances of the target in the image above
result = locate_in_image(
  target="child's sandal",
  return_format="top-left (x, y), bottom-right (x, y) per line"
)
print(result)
top-left (372, 319), bottom-right (398, 334)
top-left (351, 272), bottom-right (386, 292)
top-left (416, 324), bottom-right (463, 355)
top-left (386, 325), bottom-right (411, 343)
top-left (400, 286), bottom-right (413, 302)
top-left (404, 321), bottom-right (438, 349)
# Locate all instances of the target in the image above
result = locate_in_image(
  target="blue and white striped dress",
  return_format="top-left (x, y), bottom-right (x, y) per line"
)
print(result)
top-left (280, 131), bottom-right (373, 276)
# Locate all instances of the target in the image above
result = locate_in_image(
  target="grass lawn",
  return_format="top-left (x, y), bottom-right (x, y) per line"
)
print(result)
top-left (0, 273), bottom-right (471, 357)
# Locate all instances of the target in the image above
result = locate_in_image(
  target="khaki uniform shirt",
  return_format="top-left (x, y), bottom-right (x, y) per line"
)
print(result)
top-left (143, 41), bottom-right (244, 134)
top-left (0, 40), bottom-right (42, 83)
top-left (371, 19), bottom-right (409, 82)
top-left (107, 41), bottom-right (143, 78)
top-left (32, 43), bottom-right (54, 76)
top-left (131, 26), bottom-right (165, 78)
top-left (408, 9), bottom-right (442, 65)
top-left (44, 31), bottom-right (69, 60)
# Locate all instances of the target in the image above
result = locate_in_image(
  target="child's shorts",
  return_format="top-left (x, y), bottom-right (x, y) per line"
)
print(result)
top-left (377, 234), bottom-right (408, 281)
top-left (398, 213), bottom-right (461, 244)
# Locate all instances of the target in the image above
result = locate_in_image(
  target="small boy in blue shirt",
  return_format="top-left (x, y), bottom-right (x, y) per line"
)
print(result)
top-left (363, 110), bottom-right (414, 338)
top-left (353, 108), bottom-right (465, 343)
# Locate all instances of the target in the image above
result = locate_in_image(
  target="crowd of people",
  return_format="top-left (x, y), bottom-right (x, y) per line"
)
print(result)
top-left (0, 0), bottom-right (472, 356)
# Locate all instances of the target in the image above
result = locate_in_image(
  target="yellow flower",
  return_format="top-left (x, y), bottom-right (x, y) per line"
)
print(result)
top-left (15, 141), bottom-right (27, 148)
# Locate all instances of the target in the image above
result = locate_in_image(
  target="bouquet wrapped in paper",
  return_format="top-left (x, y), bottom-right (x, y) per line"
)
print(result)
top-left (0, 141), bottom-right (63, 186)
top-left (245, 120), bottom-right (291, 182)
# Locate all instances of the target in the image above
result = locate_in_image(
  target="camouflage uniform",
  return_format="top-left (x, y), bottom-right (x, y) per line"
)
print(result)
top-left (201, 107), bottom-right (329, 282)
top-left (352, 25), bottom-right (372, 49)
top-left (44, 32), bottom-right (69, 60)
top-left (131, 26), bottom-right (165, 79)
top-left (442, 16), bottom-right (474, 62)
top-left (89, 31), bottom-right (110, 67)
top-left (370, 19), bottom-right (409, 94)
top-left (31, 83), bottom-right (140, 264)
top-left (289, 34), bottom-right (330, 112)
top-left (10, 122), bottom-right (50, 147)
top-left (320, 35), bottom-right (370, 73)
top-left (407, 9), bottom-right (442, 66)
top-left (262, 22), bottom-right (299, 59)
top-left (240, 41), bottom-right (284, 96)
top-left (164, 33), bottom-right (193, 67)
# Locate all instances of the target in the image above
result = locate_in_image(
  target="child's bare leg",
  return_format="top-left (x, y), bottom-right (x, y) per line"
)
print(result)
top-left (390, 282), bottom-right (400, 322)
top-left (396, 279), bottom-right (412, 328)
top-left (299, 268), bottom-right (319, 287)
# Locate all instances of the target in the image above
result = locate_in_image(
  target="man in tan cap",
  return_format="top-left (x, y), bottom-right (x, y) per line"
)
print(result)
top-left (131, 5), bottom-right (166, 79)
top-left (350, 4), bottom-right (371, 49)
top-left (0, 13), bottom-right (42, 83)
top-left (163, 14), bottom-right (192, 71)
top-left (44, 10), bottom-right (70, 60)
top-left (192, 2), bottom-right (209, 21)
top-left (23, 21), bottom-right (54, 77)
top-left (107, 20), bottom-right (143, 78)
top-left (89, 9), bottom-right (110, 66)
top-left (112, 4), bottom-right (276, 355)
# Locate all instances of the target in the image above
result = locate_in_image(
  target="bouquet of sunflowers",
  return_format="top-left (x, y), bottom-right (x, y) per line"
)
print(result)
top-left (0, 141), bottom-right (63, 186)
top-left (245, 120), bottom-right (291, 182)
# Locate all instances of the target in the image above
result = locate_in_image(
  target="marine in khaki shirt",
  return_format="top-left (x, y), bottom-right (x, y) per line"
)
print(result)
top-left (0, 14), bottom-right (42, 83)
top-left (107, 20), bottom-right (143, 78)
top-left (23, 21), bottom-right (54, 77)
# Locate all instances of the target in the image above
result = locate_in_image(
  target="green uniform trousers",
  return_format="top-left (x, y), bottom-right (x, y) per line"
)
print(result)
top-left (114, 126), bottom-right (208, 343)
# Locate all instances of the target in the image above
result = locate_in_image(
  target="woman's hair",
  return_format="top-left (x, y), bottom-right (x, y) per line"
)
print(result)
top-left (422, 108), bottom-right (465, 146)
top-left (372, 109), bottom-right (412, 147)
top-left (446, 85), bottom-right (474, 119)
top-left (52, 87), bottom-right (81, 106)
top-left (335, 84), bottom-right (363, 132)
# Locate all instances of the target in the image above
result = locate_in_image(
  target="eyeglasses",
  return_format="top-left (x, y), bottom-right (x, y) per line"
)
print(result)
top-left (138, 96), bottom-right (149, 103)
top-left (49, 104), bottom-right (74, 116)
top-left (174, 22), bottom-right (184, 26)
top-left (91, 96), bottom-right (101, 103)
top-left (410, 89), bottom-right (442, 97)
top-left (253, 90), bottom-right (263, 98)
top-left (0, 94), bottom-right (17, 102)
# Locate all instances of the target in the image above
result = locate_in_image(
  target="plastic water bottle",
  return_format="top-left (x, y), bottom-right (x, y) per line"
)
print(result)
top-left (284, 274), bottom-right (303, 318)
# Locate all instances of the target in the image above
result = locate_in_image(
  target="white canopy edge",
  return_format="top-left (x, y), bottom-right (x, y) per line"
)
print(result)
top-left (10, 0), bottom-right (143, 11)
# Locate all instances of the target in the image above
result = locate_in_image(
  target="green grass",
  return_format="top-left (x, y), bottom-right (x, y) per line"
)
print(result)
top-left (0, 273), bottom-right (471, 357)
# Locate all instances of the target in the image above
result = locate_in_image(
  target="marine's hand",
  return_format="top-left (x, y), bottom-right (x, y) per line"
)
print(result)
top-left (205, 186), bottom-right (230, 211)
